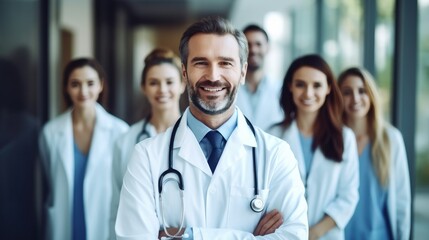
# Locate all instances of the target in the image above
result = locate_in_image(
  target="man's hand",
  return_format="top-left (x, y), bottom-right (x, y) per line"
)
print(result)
top-left (253, 209), bottom-right (283, 236)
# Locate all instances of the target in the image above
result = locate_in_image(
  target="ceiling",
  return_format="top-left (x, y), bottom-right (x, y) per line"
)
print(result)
top-left (116, 0), bottom-right (236, 24)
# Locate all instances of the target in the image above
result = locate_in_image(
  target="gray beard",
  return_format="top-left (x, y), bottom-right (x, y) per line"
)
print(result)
top-left (187, 81), bottom-right (237, 115)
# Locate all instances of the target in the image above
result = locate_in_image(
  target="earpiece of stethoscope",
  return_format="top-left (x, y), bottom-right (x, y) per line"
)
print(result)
top-left (250, 195), bottom-right (265, 213)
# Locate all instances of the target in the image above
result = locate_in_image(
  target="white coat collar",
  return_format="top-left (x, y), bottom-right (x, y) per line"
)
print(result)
top-left (283, 120), bottom-right (306, 182)
top-left (173, 107), bottom-right (257, 177)
top-left (57, 103), bottom-right (114, 191)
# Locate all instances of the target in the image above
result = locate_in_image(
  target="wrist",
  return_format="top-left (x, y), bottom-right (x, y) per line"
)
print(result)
top-left (183, 227), bottom-right (193, 239)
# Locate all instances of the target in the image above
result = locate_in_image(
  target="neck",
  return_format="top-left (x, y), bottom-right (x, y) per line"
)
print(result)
top-left (346, 117), bottom-right (368, 139)
top-left (150, 107), bottom-right (181, 133)
top-left (245, 69), bottom-right (264, 93)
top-left (189, 104), bottom-right (235, 129)
top-left (296, 111), bottom-right (318, 136)
top-left (72, 106), bottom-right (96, 126)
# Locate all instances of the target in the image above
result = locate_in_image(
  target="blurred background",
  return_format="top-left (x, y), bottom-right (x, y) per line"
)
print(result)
top-left (0, 0), bottom-right (428, 239)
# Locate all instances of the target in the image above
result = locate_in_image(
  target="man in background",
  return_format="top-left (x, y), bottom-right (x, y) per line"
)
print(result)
top-left (236, 24), bottom-right (284, 130)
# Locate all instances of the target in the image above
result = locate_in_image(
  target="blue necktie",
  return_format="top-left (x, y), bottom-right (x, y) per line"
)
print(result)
top-left (206, 131), bottom-right (224, 173)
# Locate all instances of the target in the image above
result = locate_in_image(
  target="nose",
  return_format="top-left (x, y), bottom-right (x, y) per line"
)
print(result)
top-left (304, 86), bottom-right (314, 97)
top-left (352, 91), bottom-right (360, 103)
top-left (207, 65), bottom-right (220, 81)
top-left (80, 84), bottom-right (89, 96)
top-left (159, 81), bottom-right (168, 92)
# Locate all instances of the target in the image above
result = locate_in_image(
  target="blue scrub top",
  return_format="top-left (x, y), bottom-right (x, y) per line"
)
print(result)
top-left (73, 141), bottom-right (88, 240)
top-left (345, 143), bottom-right (393, 240)
top-left (298, 131), bottom-right (314, 180)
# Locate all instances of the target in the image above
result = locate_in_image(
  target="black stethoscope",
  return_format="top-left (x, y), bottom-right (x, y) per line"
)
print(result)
top-left (135, 115), bottom-right (152, 144)
top-left (158, 115), bottom-right (265, 236)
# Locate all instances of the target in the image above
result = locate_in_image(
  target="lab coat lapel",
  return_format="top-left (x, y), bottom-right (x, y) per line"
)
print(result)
top-left (213, 111), bottom-right (256, 176)
top-left (175, 112), bottom-right (213, 176)
top-left (86, 105), bottom-right (111, 175)
top-left (284, 121), bottom-right (306, 183)
top-left (58, 110), bottom-right (74, 197)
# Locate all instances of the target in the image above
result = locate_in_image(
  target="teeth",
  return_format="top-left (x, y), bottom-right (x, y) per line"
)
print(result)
top-left (203, 87), bottom-right (222, 92)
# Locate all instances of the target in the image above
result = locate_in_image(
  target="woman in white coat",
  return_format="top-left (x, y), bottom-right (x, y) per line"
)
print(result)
top-left (268, 54), bottom-right (359, 240)
top-left (39, 58), bottom-right (129, 240)
top-left (338, 67), bottom-right (411, 240)
top-left (109, 48), bottom-right (185, 238)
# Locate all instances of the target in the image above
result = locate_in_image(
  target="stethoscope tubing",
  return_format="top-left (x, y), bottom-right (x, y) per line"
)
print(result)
top-left (135, 115), bottom-right (152, 144)
top-left (158, 114), bottom-right (264, 217)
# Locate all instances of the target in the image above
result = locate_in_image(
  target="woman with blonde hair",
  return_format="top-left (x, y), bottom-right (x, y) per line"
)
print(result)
top-left (109, 48), bottom-right (185, 239)
top-left (268, 54), bottom-right (359, 240)
top-left (338, 67), bottom-right (411, 240)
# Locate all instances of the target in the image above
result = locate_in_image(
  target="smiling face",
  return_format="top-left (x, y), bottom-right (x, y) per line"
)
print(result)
top-left (245, 30), bottom-right (269, 72)
top-left (66, 66), bottom-right (103, 109)
top-left (142, 63), bottom-right (184, 112)
top-left (340, 75), bottom-right (371, 121)
top-left (289, 66), bottom-right (331, 117)
top-left (182, 33), bottom-right (247, 117)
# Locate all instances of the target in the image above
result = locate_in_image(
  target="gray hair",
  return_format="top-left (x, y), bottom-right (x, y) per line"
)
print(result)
top-left (179, 16), bottom-right (248, 68)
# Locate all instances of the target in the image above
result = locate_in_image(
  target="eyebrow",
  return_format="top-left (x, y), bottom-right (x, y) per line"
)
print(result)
top-left (190, 57), bottom-right (207, 63)
top-left (190, 56), bottom-right (236, 63)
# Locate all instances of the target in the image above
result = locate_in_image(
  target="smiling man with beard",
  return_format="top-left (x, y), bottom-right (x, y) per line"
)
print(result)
top-left (115, 16), bottom-right (308, 240)
top-left (235, 24), bottom-right (284, 130)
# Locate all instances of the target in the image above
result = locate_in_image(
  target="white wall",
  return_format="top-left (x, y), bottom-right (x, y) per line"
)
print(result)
top-left (230, 0), bottom-right (300, 81)
top-left (61, 0), bottom-right (93, 57)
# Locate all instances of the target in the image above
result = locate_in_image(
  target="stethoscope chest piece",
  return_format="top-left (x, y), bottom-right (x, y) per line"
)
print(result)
top-left (250, 196), bottom-right (265, 213)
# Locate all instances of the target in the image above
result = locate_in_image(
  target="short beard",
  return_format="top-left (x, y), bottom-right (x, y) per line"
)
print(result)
top-left (247, 64), bottom-right (260, 72)
top-left (187, 79), bottom-right (237, 115)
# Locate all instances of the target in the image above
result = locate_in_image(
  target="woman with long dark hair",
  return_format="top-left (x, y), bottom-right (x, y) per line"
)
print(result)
top-left (268, 54), bottom-right (359, 240)
top-left (39, 58), bottom-right (129, 240)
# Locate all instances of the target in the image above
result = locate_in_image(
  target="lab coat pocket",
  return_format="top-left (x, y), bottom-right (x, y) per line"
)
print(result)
top-left (227, 186), bottom-right (269, 233)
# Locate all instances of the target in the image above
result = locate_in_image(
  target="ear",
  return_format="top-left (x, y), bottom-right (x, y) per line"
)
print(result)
top-left (140, 83), bottom-right (146, 95)
top-left (181, 63), bottom-right (187, 79)
top-left (99, 79), bottom-right (104, 92)
top-left (180, 79), bottom-right (186, 94)
top-left (240, 62), bottom-right (248, 85)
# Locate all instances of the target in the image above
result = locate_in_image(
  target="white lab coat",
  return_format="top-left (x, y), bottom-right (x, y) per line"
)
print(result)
top-left (268, 121), bottom-right (359, 240)
top-left (236, 76), bottom-right (284, 130)
top-left (385, 125), bottom-right (411, 240)
top-left (116, 108), bottom-right (308, 240)
top-left (39, 104), bottom-right (129, 240)
top-left (109, 119), bottom-right (156, 240)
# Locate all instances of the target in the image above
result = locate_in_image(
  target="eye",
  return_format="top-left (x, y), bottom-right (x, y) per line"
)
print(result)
top-left (294, 81), bottom-right (305, 88)
top-left (342, 89), bottom-right (352, 96)
top-left (220, 61), bottom-right (233, 67)
top-left (314, 82), bottom-right (322, 88)
top-left (166, 80), bottom-right (174, 85)
top-left (194, 61), bottom-right (208, 66)
top-left (358, 88), bottom-right (366, 95)
top-left (87, 80), bottom-right (95, 86)
top-left (69, 80), bottom-right (79, 88)
top-left (148, 80), bottom-right (159, 86)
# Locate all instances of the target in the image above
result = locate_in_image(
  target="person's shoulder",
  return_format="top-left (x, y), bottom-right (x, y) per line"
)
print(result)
top-left (41, 110), bottom-right (71, 134)
top-left (116, 120), bottom-right (144, 142)
top-left (385, 123), bottom-right (404, 145)
top-left (265, 123), bottom-right (285, 138)
top-left (342, 126), bottom-right (356, 139)
top-left (255, 127), bottom-right (290, 150)
top-left (135, 125), bottom-right (171, 150)
top-left (96, 104), bottom-right (129, 131)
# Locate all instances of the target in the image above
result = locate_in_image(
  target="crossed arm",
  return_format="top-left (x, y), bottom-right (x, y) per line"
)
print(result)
top-left (159, 209), bottom-right (284, 239)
